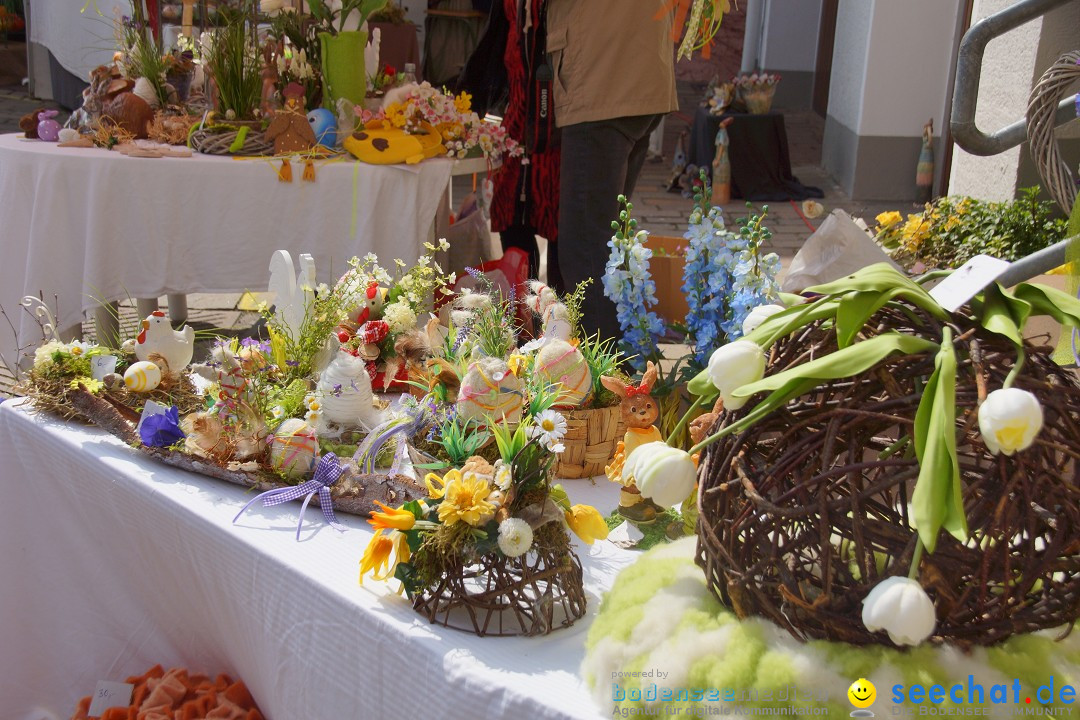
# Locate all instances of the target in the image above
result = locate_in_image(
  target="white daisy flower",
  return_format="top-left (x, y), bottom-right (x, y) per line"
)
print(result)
top-left (532, 409), bottom-right (567, 447)
top-left (493, 459), bottom-right (512, 492)
top-left (497, 518), bottom-right (533, 558)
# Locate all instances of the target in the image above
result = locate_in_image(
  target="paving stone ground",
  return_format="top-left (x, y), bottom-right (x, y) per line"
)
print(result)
top-left (0, 68), bottom-right (909, 393)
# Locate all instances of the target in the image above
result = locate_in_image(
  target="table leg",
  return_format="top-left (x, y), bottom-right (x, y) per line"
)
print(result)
top-left (137, 298), bottom-right (159, 319)
top-left (167, 294), bottom-right (188, 325)
top-left (94, 302), bottom-right (120, 348)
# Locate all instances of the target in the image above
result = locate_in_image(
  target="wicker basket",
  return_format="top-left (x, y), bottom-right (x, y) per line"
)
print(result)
top-left (553, 404), bottom-right (624, 479)
top-left (695, 304), bottom-right (1080, 648)
top-left (411, 527), bottom-right (586, 636)
top-left (189, 127), bottom-right (273, 156)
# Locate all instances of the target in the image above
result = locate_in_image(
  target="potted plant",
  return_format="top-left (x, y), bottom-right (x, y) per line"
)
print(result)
top-left (204, 7), bottom-right (263, 122)
top-left (307, 0), bottom-right (388, 108)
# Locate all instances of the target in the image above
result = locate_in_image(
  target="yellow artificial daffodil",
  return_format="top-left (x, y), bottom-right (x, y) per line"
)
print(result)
top-left (507, 353), bottom-right (527, 377)
top-left (454, 91), bottom-right (472, 113)
top-left (565, 504), bottom-right (609, 545)
top-left (359, 530), bottom-right (410, 584)
top-left (425, 468), bottom-right (461, 499)
top-left (368, 501), bottom-right (416, 532)
top-left (437, 472), bottom-right (495, 526)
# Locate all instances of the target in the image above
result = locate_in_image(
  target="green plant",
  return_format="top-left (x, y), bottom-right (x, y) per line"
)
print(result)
top-left (117, 10), bottom-right (171, 107)
top-left (437, 417), bottom-right (490, 466)
top-left (268, 10), bottom-right (322, 75)
top-left (204, 9), bottom-right (263, 120)
top-left (306, 0), bottom-right (388, 35)
top-left (876, 187), bottom-right (1066, 269)
top-left (578, 332), bottom-right (624, 408)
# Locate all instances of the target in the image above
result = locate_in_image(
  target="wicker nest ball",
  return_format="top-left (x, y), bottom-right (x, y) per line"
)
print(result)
top-left (695, 303), bottom-right (1080, 648)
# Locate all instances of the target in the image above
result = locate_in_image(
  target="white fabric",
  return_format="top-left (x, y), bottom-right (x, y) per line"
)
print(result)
top-left (0, 133), bottom-right (453, 367)
top-left (28, 0), bottom-right (130, 80)
top-left (0, 400), bottom-right (633, 720)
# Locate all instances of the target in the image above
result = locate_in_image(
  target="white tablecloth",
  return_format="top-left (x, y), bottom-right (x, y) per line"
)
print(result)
top-left (28, 0), bottom-right (130, 80)
top-left (0, 134), bottom-right (453, 367)
top-left (0, 400), bottom-right (632, 720)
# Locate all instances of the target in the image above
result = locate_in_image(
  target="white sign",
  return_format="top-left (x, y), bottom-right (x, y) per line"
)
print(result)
top-left (90, 355), bottom-right (118, 381)
top-left (928, 254), bottom-right (1011, 313)
top-left (135, 400), bottom-right (171, 436)
top-left (87, 681), bottom-right (133, 717)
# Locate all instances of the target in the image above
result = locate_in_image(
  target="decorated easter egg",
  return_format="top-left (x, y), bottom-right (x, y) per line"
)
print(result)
top-left (457, 357), bottom-right (524, 425)
top-left (57, 128), bottom-right (80, 144)
top-left (270, 418), bottom-right (319, 479)
top-left (316, 351), bottom-right (383, 429)
top-left (36, 111), bottom-right (61, 142)
top-left (123, 361), bottom-right (162, 392)
top-left (307, 108), bottom-right (338, 147)
top-left (534, 339), bottom-right (592, 408)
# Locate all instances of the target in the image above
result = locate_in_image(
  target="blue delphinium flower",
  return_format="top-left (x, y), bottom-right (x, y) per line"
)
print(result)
top-left (682, 200), bottom-right (781, 365)
top-left (603, 201), bottom-right (664, 372)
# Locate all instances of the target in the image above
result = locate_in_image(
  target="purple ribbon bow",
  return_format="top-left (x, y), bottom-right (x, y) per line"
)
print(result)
top-left (233, 453), bottom-right (346, 540)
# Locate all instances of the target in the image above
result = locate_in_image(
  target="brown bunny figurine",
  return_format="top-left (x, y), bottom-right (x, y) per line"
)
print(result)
top-left (603, 361), bottom-right (664, 524)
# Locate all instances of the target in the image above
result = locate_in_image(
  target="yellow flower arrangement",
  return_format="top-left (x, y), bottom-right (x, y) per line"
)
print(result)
top-left (437, 472), bottom-right (495, 526)
top-left (565, 504), bottom-right (609, 545)
top-left (454, 91), bottom-right (472, 114)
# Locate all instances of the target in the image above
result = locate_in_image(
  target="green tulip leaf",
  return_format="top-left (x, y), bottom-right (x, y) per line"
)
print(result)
top-left (910, 332), bottom-right (967, 552)
top-left (742, 296), bottom-right (842, 349)
top-left (971, 284), bottom-right (1027, 347)
top-left (805, 263), bottom-right (949, 320)
top-left (730, 332), bottom-right (939, 413)
top-left (1012, 281), bottom-right (1080, 328)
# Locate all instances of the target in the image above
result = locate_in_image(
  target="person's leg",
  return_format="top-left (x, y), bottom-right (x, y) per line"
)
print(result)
top-left (558, 121), bottom-right (633, 341)
top-left (624, 114), bottom-right (664, 197)
top-left (558, 115), bottom-right (664, 341)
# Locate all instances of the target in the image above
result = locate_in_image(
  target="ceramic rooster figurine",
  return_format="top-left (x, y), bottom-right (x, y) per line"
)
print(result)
top-left (135, 311), bottom-right (195, 375)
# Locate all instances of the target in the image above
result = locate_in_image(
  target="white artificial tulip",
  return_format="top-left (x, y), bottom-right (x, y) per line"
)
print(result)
top-left (978, 388), bottom-right (1043, 456)
top-left (706, 340), bottom-right (766, 410)
top-left (623, 442), bottom-right (697, 508)
top-left (862, 576), bottom-right (936, 646)
top-left (741, 303), bottom-right (785, 336)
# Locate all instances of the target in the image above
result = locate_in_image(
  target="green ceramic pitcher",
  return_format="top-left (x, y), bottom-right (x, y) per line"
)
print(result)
top-left (320, 30), bottom-right (367, 108)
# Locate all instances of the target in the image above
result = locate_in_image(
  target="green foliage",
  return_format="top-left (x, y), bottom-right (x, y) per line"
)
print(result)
top-left (268, 9), bottom-right (322, 68)
top-left (123, 23), bottom-right (171, 107)
top-left (578, 332), bottom-right (624, 408)
top-left (877, 188), bottom-right (1066, 269)
top-left (205, 11), bottom-right (263, 120)
top-left (437, 417), bottom-right (490, 466)
top-left (563, 278), bottom-right (592, 339)
top-left (306, 0), bottom-right (388, 34)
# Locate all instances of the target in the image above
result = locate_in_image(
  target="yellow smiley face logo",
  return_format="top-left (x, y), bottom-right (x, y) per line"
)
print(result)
top-left (848, 678), bottom-right (877, 708)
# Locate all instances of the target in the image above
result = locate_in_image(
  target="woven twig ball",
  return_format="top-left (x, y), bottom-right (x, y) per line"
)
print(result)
top-left (695, 303), bottom-right (1080, 647)
top-left (1027, 49), bottom-right (1080, 211)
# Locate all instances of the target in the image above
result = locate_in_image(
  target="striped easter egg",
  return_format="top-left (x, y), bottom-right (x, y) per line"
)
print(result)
top-left (269, 418), bottom-right (319, 479)
top-left (535, 339), bottom-right (592, 408)
top-left (123, 361), bottom-right (162, 392)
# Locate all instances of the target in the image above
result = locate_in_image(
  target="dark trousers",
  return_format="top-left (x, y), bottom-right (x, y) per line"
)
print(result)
top-left (557, 113), bottom-right (664, 341)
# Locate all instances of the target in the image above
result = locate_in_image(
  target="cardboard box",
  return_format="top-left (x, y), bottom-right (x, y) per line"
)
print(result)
top-left (645, 235), bottom-right (690, 325)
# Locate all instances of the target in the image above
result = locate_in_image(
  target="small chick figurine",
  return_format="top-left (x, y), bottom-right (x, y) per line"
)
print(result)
top-left (265, 83), bottom-right (317, 155)
top-left (603, 362), bottom-right (663, 524)
top-left (134, 311), bottom-right (195, 375)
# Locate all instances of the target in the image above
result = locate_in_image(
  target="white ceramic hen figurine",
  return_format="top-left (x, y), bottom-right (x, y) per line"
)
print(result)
top-left (135, 310), bottom-right (195, 374)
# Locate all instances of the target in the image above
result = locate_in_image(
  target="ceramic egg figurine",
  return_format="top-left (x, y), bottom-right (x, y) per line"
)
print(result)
top-left (134, 310), bottom-right (195, 375)
top-left (270, 418), bottom-right (319, 478)
top-left (124, 360), bottom-right (162, 392)
top-left (57, 128), bottom-right (80, 144)
top-left (307, 108), bottom-right (338, 148)
top-left (36, 110), bottom-right (61, 142)
top-left (316, 351), bottom-right (384, 430)
top-left (534, 338), bottom-right (592, 408)
top-left (457, 357), bottom-right (524, 425)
